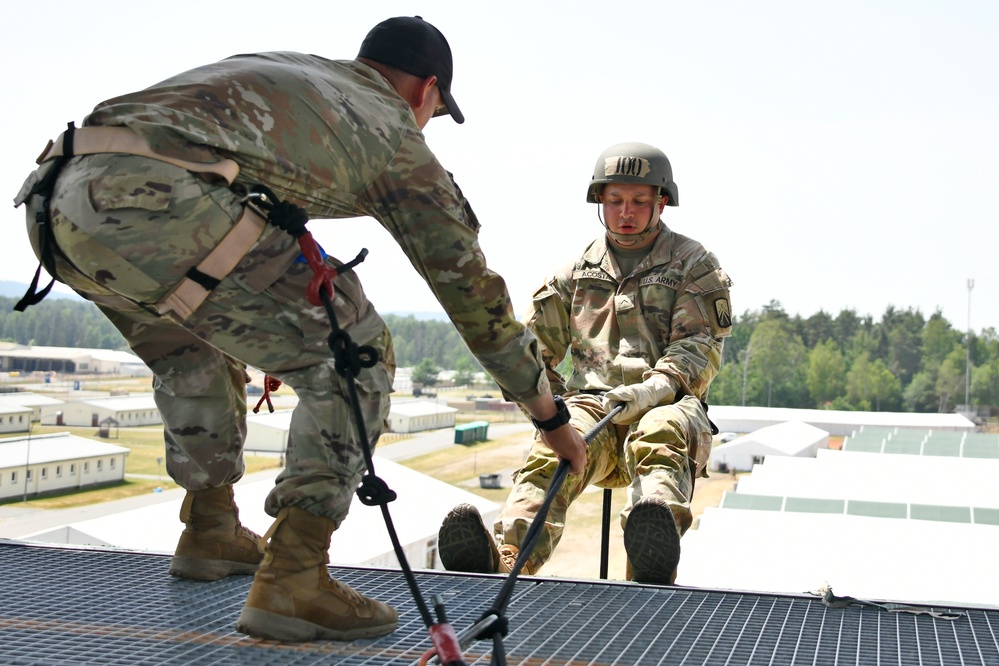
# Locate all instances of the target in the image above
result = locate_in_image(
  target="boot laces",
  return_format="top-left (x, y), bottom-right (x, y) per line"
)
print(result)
top-left (236, 525), bottom-right (261, 542)
top-left (499, 545), bottom-right (520, 572)
top-left (328, 576), bottom-right (367, 606)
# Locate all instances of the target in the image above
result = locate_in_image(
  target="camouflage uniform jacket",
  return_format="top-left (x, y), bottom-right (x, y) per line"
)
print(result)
top-left (77, 52), bottom-right (547, 403)
top-left (525, 226), bottom-right (733, 401)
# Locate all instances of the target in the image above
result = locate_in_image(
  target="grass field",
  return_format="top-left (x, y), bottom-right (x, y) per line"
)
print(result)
top-left (6, 423), bottom-right (280, 509)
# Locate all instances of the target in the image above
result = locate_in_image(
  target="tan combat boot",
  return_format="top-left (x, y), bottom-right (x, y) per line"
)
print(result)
top-left (235, 506), bottom-right (398, 642)
top-left (623, 496), bottom-right (680, 585)
top-left (438, 503), bottom-right (501, 573)
top-left (169, 485), bottom-right (263, 581)
top-left (497, 544), bottom-right (536, 575)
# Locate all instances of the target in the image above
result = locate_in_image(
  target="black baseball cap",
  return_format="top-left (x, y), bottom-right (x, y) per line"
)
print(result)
top-left (358, 16), bottom-right (464, 124)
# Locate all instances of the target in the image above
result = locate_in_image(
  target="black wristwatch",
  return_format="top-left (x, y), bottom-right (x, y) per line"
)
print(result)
top-left (531, 395), bottom-right (571, 432)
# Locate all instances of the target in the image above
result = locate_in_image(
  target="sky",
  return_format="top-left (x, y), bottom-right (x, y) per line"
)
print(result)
top-left (3, 1), bottom-right (997, 333)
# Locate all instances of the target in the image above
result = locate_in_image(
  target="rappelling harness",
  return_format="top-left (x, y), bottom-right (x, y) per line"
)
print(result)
top-left (16, 122), bottom-right (259, 319)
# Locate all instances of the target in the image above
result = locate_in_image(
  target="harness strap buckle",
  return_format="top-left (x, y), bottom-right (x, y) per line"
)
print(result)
top-left (155, 203), bottom-right (267, 320)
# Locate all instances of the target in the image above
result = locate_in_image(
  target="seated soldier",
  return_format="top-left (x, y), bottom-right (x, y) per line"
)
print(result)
top-left (438, 142), bottom-right (733, 584)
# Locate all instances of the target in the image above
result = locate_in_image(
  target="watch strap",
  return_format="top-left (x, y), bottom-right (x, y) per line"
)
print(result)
top-left (531, 395), bottom-right (571, 432)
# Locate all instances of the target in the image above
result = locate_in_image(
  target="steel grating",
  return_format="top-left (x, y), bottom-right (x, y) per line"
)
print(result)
top-left (1, 540), bottom-right (997, 665)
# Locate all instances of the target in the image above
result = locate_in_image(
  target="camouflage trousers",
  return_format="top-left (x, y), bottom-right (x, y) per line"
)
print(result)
top-left (495, 394), bottom-right (713, 573)
top-left (32, 154), bottom-right (394, 526)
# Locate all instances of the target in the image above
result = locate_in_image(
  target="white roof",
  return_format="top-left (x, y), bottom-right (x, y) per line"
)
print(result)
top-left (678, 507), bottom-right (999, 608)
top-left (87, 349), bottom-right (146, 365)
top-left (0, 403), bottom-right (32, 416)
top-left (0, 432), bottom-right (129, 467)
top-left (22, 457), bottom-right (498, 567)
top-left (709, 405), bottom-right (975, 432)
top-left (0, 393), bottom-right (65, 408)
top-left (389, 400), bottom-right (459, 417)
top-left (0, 346), bottom-right (91, 361)
top-left (0, 345), bottom-right (140, 363)
top-left (682, 446), bottom-right (999, 608)
top-left (735, 448), bottom-right (999, 507)
top-left (78, 394), bottom-right (158, 411)
top-left (713, 420), bottom-right (828, 456)
top-left (246, 409), bottom-right (294, 431)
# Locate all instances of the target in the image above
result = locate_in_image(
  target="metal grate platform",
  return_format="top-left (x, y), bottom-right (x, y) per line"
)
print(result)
top-left (1, 540), bottom-right (996, 665)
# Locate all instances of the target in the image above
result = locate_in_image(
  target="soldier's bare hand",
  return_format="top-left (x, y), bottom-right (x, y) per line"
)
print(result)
top-left (540, 425), bottom-right (588, 474)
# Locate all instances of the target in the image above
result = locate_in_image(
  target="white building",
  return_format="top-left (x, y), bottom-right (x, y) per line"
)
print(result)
top-left (0, 392), bottom-right (65, 423)
top-left (0, 432), bottom-right (129, 500)
top-left (245, 400), bottom-right (464, 452)
top-left (0, 343), bottom-right (148, 376)
top-left (0, 403), bottom-right (33, 435)
top-left (708, 405), bottom-right (975, 437)
top-left (245, 409), bottom-right (293, 454)
top-left (709, 420), bottom-right (829, 472)
top-left (679, 448), bottom-right (999, 608)
top-left (47, 394), bottom-right (161, 427)
top-left (388, 400), bottom-right (458, 433)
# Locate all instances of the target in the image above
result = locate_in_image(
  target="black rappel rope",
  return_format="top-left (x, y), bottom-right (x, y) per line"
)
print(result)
top-left (458, 402), bottom-right (624, 666)
top-left (250, 186), bottom-right (465, 666)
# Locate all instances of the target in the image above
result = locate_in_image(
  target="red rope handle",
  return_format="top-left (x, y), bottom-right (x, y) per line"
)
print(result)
top-left (296, 230), bottom-right (338, 307)
top-left (252, 375), bottom-right (283, 413)
top-left (418, 623), bottom-right (466, 666)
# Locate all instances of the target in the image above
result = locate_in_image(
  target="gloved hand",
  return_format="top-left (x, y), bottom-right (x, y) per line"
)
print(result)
top-left (602, 374), bottom-right (675, 424)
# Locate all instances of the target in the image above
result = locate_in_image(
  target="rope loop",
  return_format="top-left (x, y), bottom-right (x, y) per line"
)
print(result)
top-left (266, 200), bottom-right (310, 238)
top-left (356, 474), bottom-right (397, 506)
top-left (476, 610), bottom-right (509, 639)
top-left (328, 330), bottom-right (379, 377)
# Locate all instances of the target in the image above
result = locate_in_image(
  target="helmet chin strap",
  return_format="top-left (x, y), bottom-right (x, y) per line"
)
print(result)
top-left (605, 218), bottom-right (661, 246)
top-left (598, 193), bottom-right (663, 247)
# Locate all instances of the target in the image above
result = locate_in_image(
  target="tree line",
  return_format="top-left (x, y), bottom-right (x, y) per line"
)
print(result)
top-left (0, 299), bottom-right (483, 372)
top-left (710, 301), bottom-right (999, 414)
top-left (0, 296), bottom-right (127, 350)
top-left (5, 296), bottom-right (997, 414)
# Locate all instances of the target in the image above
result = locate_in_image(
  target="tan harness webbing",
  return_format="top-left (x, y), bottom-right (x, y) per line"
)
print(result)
top-left (37, 125), bottom-right (240, 185)
top-left (155, 205), bottom-right (268, 320)
top-left (37, 125), bottom-right (264, 320)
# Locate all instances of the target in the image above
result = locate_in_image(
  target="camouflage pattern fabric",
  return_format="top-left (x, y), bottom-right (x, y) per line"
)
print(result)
top-left (498, 394), bottom-right (714, 573)
top-left (30, 153), bottom-right (393, 522)
top-left (15, 53), bottom-right (549, 520)
top-left (527, 230), bottom-right (732, 398)
top-left (495, 227), bottom-right (732, 573)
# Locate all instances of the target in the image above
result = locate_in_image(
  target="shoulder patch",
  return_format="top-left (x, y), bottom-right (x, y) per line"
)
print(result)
top-left (714, 298), bottom-right (733, 328)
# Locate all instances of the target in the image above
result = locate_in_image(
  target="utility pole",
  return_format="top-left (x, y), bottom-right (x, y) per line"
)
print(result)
top-left (22, 422), bottom-right (33, 503)
top-left (965, 278), bottom-right (974, 408)
top-left (740, 344), bottom-right (752, 406)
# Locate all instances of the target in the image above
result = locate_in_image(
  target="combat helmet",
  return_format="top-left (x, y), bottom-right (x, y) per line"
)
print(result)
top-left (586, 142), bottom-right (678, 206)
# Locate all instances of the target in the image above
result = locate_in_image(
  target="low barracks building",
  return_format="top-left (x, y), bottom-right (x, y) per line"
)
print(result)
top-left (0, 433), bottom-right (129, 500)
top-left (0, 404), bottom-right (32, 435)
top-left (0, 343), bottom-right (148, 376)
top-left (0, 393), bottom-right (65, 424)
top-left (47, 394), bottom-right (162, 428)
